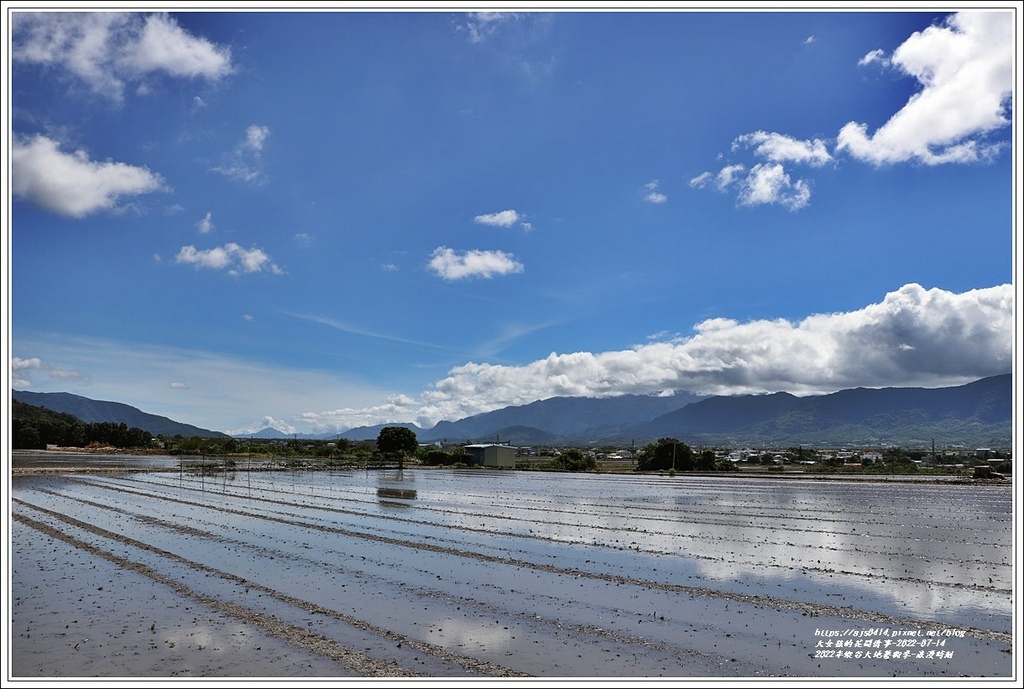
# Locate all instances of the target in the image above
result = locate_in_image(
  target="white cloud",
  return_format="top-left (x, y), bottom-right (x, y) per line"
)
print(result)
top-left (12, 12), bottom-right (232, 102)
top-left (427, 247), bottom-right (524, 281)
top-left (733, 131), bottom-right (832, 167)
top-left (458, 12), bottom-right (520, 44)
top-left (245, 124), bottom-right (270, 152)
top-left (169, 381), bottom-right (189, 390)
top-left (176, 243), bottom-right (283, 275)
top-left (402, 283), bottom-right (1011, 427)
top-left (12, 134), bottom-right (164, 218)
top-left (837, 11), bottom-right (1012, 165)
top-left (737, 163), bottom-right (811, 211)
top-left (49, 367), bottom-right (88, 382)
top-left (691, 165), bottom-right (746, 193)
top-left (13, 356), bottom-right (43, 371)
top-left (688, 171), bottom-right (713, 188)
top-left (294, 395), bottom-right (419, 435)
top-left (695, 161), bottom-right (810, 210)
top-left (232, 416), bottom-right (297, 437)
top-left (474, 209), bottom-right (520, 227)
top-left (692, 11), bottom-right (1011, 211)
top-left (12, 356), bottom-right (88, 388)
top-left (12, 357), bottom-right (43, 388)
top-left (196, 211), bottom-right (214, 233)
top-left (858, 48), bottom-right (889, 67)
top-left (717, 164), bottom-right (746, 190)
top-left (213, 124), bottom-right (271, 184)
top-left (642, 180), bottom-right (667, 204)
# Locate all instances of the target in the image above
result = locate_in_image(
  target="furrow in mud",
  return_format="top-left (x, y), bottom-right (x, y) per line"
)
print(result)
top-left (12, 502), bottom-right (532, 678)
top-left (13, 488), bottom-right (1009, 646)
top-left (58, 477), bottom-right (1011, 598)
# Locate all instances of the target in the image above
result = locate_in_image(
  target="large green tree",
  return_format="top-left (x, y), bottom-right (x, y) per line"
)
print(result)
top-left (376, 426), bottom-right (419, 469)
top-left (635, 437), bottom-right (693, 471)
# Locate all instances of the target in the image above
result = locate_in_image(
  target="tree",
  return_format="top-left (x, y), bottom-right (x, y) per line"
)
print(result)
top-left (695, 449), bottom-right (717, 471)
top-left (376, 426), bottom-right (418, 469)
top-left (553, 448), bottom-right (596, 472)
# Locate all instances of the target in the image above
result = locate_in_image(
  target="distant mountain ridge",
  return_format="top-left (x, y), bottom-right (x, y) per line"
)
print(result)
top-left (11, 390), bottom-right (229, 439)
top-left (420, 392), bottom-right (701, 444)
top-left (14, 374), bottom-right (1012, 449)
top-left (632, 374), bottom-right (1011, 447)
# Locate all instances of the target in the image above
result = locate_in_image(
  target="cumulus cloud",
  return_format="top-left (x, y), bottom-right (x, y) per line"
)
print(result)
top-left (213, 124), bottom-right (271, 184)
top-left (12, 134), bottom-right (164, 218)
top-left (427, 246), bottom-right (524, 280)
top-left (692, 160), bottom-right (810, 211)
top-left (474, 209), bottom-right (521, 227)
top-left (691, 133), bottom-right (827, 210)
top-left (396, 283), bottom-right (1010, 427)
top-left (474, 209), bottom-right (532, 231)
top-left (733, 131), bottom-right (832, 167)
top-left (12, 357), bottom-right (43, 388)
top-left (738, 163), bottom-right (811, 210)
top-left (176, 243), bottom-right (283, 276)
top-left (231, 416), bottom-right (297, 437)
top-left (12, 356), bottom-right (88, 388)
top-left (196, 211), bottom-right (214, 233)
top-left (12, 12), bottom-right (232, 102)
top-left (837, 11), bottom-right (1013, 165)
top-left (691, 12), bottom-right (1011, 211)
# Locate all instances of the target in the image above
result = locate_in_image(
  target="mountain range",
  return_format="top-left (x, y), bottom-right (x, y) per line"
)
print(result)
top-left (11, 390), bottom-right (230, 439)
top-left (12, 373), bottom-right (1012, 449)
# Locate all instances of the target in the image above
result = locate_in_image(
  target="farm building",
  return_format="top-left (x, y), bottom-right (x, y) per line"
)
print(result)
top-left (464, 443), bottom-right (516, 468)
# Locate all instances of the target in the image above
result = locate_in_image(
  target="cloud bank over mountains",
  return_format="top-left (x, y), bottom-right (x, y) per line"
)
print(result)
top-left (15, 282), bottom-right (1010, 436)
top-left (294, 282), bottom-right (1012, 433)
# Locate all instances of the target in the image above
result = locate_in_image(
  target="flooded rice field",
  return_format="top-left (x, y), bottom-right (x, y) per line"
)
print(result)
top-left (8, 462), bottom-right (1015, 680)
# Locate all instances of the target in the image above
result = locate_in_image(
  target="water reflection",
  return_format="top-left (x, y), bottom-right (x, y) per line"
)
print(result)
top-left (377, 470), bottom-right (418, 507)
top-left (377, 487), bottom-right (418, 507)
top-left (18, 464), bottom-right (1010, 635)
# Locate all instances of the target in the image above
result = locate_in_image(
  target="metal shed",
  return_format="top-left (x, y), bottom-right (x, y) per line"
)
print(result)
top-left (464, 443), bottom-right (516, 468)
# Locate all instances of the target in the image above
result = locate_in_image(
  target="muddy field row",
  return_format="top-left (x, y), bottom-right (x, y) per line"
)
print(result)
top-left (8, 468), bottom-right (1015, 679)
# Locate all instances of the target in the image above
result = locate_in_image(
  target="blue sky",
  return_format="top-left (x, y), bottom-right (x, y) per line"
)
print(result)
top-left (5, 6), bottom-right (1019, 436)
